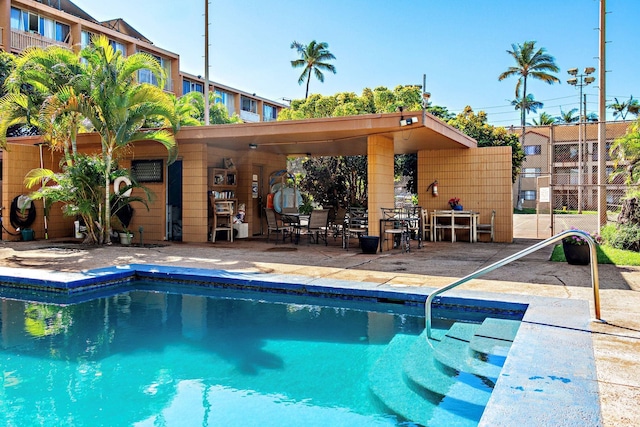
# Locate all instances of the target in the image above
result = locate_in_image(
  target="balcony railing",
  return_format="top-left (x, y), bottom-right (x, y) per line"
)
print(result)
top-left (240, 110), bottom-right (260, 123)
top-left (11, 29), bottom-right (71, 52)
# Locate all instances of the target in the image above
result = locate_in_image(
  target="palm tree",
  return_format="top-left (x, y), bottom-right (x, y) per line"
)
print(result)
top-left (498, 41), bottom-right (560, 129)
top-left (609, 96), bottom-right (639, 120)
top-left (557, 108), bottom-right (579, 124)
top-left (531, 112), bottom-right (556, 126)
top-left (0, 45), bottom-right (87, 163)
top-left (585, 112), bottom-right (599, 122)
top-left (174, 91), bottom-right (242, 125)
top-left (629, 98), bottom-right (640, 118)
top-left (45, 35), bottom-right (179, 244)
top-left (511, 93), bottom-right (543, 117)
top-left (608, 97), bottom-right (631, 120)
top-left (290, 40), bottom-right (336, 99)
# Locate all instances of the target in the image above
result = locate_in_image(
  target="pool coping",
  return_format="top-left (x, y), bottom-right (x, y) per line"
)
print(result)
top-left (0, 263), bottom-right (601, 426)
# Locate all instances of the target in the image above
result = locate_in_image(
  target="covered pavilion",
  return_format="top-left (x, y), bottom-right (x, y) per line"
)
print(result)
top-left (1, 111), bottom-right (513, 244)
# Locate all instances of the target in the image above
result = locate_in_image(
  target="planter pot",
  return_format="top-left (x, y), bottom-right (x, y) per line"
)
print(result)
top-left (119, 232), bottom-right (133, 245)
top-left (21, 228), bottom-right (35, 241)
top-left (453, 205), bottom-right (463, 211)
top-left (359, 235), bottom-right (379, 254)
top-left (562, 241), bottom-right (590, 265)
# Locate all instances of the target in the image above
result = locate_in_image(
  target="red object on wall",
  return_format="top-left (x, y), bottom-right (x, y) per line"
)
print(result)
top-left (266, 193), bottom-right (274, 209)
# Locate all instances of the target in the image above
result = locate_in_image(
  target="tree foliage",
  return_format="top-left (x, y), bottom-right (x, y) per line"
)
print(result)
top-left (298, 156), bottom-right (368, 208)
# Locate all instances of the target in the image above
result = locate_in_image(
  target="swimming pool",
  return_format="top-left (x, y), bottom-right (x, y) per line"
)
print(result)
top-left (0, 264), bottom-right (602, 426)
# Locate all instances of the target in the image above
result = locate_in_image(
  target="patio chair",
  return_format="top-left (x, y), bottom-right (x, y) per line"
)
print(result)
top-left (476, 210), bottom-right (495, 242)
top-left (343, 207), bottom-right (368, 250)
top-left (405, 206), bottom-right (423, 249)
top-left (264, 208), bottom-right (293, 244)
top-left (328, 207), bottom-right (347, 242)
top-left (380, 207), bottom-right (410, 252)
top-left (420, 208), bottom-right (432, 242)
top-left (301, 209), bottom-right (330, 245)
top-left (212, 201), bottom-right (234, 242)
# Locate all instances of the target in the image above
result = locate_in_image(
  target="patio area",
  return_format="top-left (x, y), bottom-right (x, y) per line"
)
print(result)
top-left (0, 235), bottom-right (638, 425)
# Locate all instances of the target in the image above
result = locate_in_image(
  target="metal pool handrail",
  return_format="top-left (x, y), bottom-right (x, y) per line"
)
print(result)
top-left (425, 230), bottom-right (601, 339)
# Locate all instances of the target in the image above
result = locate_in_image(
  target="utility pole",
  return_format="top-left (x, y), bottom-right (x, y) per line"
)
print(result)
top-left (204, 0), bottom-right (210, 125)
top-left (597, 0), bottom-right (607, 229)
top-left (567, 67), bottom-right (595, 213)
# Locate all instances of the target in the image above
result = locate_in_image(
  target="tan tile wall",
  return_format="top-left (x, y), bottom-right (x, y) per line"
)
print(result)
top-left (117, 144), bottom-right (170, 242)
top-left (418, 146), bottom-right (513, 242)
top-left (367, 135), bottom-right (394, 248)
top-left (181, 143), bottom-right (209, 243)
top-left (1, 142), bottom-right (73, 241)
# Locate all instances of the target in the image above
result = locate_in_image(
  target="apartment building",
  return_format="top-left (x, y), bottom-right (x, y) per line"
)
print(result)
top-left (513, 121), bottom-right (632, 210)
top-left (0, 0), bottom-right (285, 122)
top-left (182, 72), bottom-right (285, 123)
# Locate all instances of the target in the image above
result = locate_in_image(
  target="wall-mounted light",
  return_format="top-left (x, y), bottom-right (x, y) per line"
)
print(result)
top-left (249, 143), bottom-right (257, 150)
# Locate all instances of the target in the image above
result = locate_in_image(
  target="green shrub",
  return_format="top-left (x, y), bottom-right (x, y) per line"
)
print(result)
top-left (600, 223), bottom-right (640, 252)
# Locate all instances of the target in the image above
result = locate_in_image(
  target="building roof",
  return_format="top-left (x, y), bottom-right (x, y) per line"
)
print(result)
top-left (512, 121), bottom-right (635, 142)
top-left (37, 0), bottom-right (100, 23)
top-left (99, 19), bottom-right (152, 44)
top-left (175, 111), bottom-right (477, 156)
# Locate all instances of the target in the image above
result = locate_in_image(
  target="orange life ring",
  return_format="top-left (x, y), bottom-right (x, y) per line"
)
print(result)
top-left (266, 193), bottom-right (274, 209)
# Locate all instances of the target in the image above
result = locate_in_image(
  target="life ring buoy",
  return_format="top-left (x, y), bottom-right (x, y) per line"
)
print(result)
top-left (114, 176), bottom-right (133, 197)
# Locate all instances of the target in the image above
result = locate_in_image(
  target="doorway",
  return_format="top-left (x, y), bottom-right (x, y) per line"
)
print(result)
top-left (167, 160), bottom-right (182, 241)
top-left (252, 165), bottom-right (264, 236)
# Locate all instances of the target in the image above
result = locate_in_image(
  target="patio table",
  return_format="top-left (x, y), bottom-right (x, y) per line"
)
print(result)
top-left (431, 210), bottom-right (480, 242)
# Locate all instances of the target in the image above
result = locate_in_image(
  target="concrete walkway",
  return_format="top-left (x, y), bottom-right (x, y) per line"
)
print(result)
top-left (0, 236), bottom-right (638, 426)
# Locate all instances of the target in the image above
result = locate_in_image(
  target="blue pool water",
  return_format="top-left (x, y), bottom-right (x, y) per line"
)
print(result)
top-left (0, 282), bottom-right (452, 426)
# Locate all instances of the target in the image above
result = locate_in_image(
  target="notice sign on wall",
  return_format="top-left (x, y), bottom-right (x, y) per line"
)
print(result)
top-left (252, 181), bottom-right (258, 198)
top-left (539, 187), bottom-right (550, 203)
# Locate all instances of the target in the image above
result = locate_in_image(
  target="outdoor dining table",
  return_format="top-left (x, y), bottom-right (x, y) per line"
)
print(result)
top-left (430, 210), bottom-right (480, 242)
top-left (280, 213), bottom-right (309, 244)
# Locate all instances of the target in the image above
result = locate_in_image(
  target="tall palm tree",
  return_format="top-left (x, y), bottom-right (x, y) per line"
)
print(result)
top-left (290, 40), bottom-right (336, 99)
top-left (498, 41), bottom-right (560, 129)
top-left (531, 112), bottom-right (556, 126)
top-left (45, 35), bottom-right (179, 243)
top-left (557, 108), bottom-right (579, 124)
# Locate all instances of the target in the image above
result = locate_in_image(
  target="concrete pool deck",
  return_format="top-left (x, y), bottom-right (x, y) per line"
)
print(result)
top-left (0, 236), bottom-right (638, 426)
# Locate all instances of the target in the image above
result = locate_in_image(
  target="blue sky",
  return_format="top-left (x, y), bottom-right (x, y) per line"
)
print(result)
top-left (72, 0), bottom-right (638, 127)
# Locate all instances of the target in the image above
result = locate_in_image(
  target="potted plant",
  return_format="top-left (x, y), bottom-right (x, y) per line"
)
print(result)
top-left (562, 228), bottom-right (598, 265)
top-left (119, 228), bottom-right (133, 245)
top-left (449, 197), bottom-right (463, 211)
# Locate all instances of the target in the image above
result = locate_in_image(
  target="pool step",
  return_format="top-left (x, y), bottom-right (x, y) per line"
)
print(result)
top-left (469, 317), bottom-right (520, 359)
top-left (433, 322), bottom-right (502, 382)
top-left (369, 318), bottom-right (519, 426)
top-left (403, 330), bottom-right (493, 406)
top-left (368, 334), bottom-right (436, 426)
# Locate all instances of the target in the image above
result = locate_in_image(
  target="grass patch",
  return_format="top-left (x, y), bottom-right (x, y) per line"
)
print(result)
top-left (551, 244), bottom-right (640, 266)
top-left (513, 208), bottom-right (536, 214)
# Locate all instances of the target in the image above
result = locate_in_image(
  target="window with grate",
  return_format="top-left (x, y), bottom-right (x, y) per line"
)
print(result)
top-left (131, 160), bottom-right (163, 183)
